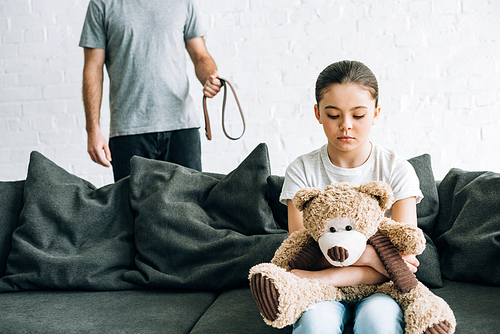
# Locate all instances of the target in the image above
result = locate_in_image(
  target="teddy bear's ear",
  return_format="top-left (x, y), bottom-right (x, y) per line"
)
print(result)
top-left (358, 181), bottom-right (394, 211)
top-left (292, 187), bottom-right (323, 212)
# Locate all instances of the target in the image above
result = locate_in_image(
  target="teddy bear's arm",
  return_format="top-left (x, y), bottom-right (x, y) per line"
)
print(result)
top-left (271, 229), bottom-right (319, 271)
top-left (287, 239), bottom-right (323, 271)
top-left (368, 231), bottom-right (419, 293)
top-left (368, 218), bottom-right (426, 293)
top-left (378, 218), bottom-right (426, 255)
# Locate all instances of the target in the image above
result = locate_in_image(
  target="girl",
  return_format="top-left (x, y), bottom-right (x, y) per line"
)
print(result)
top-left (279, 60), bottom-right (423, 334)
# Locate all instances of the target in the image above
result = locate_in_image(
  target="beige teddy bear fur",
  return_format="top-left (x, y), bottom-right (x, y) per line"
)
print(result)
top-left (249, 181), bottom-right (456, 334)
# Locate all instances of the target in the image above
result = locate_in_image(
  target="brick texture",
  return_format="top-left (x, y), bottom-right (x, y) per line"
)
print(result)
top-left (1, 0), bottom-right (499, 186)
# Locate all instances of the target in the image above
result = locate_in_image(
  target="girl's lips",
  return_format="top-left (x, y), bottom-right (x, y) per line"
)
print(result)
top-left (338, 136), bottom-right (354, 142)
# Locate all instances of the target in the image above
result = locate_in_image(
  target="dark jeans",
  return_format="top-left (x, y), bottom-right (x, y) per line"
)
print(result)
top-left (109, 128), bottom-right (202, 182)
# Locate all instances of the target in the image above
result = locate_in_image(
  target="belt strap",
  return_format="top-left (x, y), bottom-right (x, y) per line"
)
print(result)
top-left (202, 78), bottom-right (246, 140)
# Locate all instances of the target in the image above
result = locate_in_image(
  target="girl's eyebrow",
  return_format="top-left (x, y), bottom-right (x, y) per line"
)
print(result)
top-left (324, 105), bottom-right (368, 111)
top-left (324, 106), bottom-right (341, 110)
top-left (352, 106), bottom-right (368, 110)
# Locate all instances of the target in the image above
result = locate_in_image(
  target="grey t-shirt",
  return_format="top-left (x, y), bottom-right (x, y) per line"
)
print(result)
top-left (79, 0), bottom-right (205, 137)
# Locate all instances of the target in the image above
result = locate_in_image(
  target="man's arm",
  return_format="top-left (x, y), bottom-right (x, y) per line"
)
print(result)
top-left (82, 47), bottom-right (111, 167)
top-left (185, 36), bottom-right (221, 98)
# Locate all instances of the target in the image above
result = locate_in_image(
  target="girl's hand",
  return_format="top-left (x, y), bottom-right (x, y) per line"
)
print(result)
top-left (354, 244), bottom-right (388, 276)
top-left (401, 254), bottom-right (420, 273)
top-left (353, 245), bottom-right (420, 276)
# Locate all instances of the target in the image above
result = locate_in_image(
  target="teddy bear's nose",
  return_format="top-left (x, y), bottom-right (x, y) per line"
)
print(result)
top-left (328, 246), bottom-right (349, 263)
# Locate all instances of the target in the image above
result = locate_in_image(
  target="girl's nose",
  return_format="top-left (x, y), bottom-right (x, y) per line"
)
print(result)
top-left (340, 118), bottom-right (352, 131)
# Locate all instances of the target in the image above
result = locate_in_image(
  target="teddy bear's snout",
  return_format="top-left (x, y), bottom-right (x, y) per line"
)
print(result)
top-left (328, 246), bottom-right (349, 263)
top-left (318, 220), bottom-right (367, 267)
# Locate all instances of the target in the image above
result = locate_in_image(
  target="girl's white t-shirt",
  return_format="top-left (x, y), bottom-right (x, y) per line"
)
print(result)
top-left (279, 143), bottom-right (423, 216)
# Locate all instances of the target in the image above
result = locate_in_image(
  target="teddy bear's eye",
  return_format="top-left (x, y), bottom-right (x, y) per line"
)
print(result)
top-left (330, 227), bottom-right (336, 233)
top-left (345, 225), bottom-right (353, 231)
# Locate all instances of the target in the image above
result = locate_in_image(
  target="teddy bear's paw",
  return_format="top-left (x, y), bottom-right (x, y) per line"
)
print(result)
top-left (424, 320), bottom-right (453, 334)
top-left (250, 273), bottom-right (280, 322)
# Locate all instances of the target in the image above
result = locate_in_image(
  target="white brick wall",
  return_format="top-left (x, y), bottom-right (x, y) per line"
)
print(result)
top-left (1, 0), bottom-right (499, 186)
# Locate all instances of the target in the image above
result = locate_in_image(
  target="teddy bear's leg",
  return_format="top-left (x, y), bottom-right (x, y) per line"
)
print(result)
top-left (250, 272), bottom-right (280, 321)
top-left (249, 263), bottom-right (343, 329)
top-left (379, 282), bottom-right (456, 334)
top-left (404, 295), bottom-right (456, 334)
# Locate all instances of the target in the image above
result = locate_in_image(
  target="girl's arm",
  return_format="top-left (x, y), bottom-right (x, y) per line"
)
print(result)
top-left (292, 266), bottom-right (387, 286)
top-left (391, 196), bottom-right (418, 227)
top-left (287, 200), bottom-right (304, 234)
top-left (388, 196), bottom-right (420, 271)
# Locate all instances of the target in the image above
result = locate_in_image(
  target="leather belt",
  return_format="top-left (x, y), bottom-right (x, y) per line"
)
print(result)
top-left (202, 78), bottom-right (246, 140)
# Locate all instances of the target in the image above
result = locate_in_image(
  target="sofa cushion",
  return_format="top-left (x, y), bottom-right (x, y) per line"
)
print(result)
top-left (434, 168), bottom-right (500, 286)
top-left (407, 154), bottom-right (442, 288)
top-left (0, 181), bottom-right (24, 277)
top-left (0, 289), bottom-right (218, 334)
top-left (0, 151), bottom-right (138, 291)
top-left (267, 175), bottom-right (289, 231)
top-left (125, 143), bottom-right (288, 291)
top-left (407, 154), bottom-right (439, 235)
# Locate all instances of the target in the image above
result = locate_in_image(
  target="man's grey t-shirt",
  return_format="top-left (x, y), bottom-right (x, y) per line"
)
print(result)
top-left (79, 0), bottom-right (205, 138)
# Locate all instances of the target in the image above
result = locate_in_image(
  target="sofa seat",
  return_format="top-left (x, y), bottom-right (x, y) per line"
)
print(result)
top-left (0, 289), bottom-right (218, 334)
top-left (2, 282), bottom-right (499, 334)
top-left (0, 287), bottom-right (291, 334)
top-left (431, 280), bottom-right (500, 334)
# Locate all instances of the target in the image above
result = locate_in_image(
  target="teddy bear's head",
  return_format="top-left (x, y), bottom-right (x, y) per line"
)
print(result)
top-left (292, 181), bottom-right (394, 267)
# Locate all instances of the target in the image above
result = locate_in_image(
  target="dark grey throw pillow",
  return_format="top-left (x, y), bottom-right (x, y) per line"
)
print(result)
top-left (434, 168), bottom-right (500, 286)
top-left (267, 175), bottom-right (288, 231)
top-left (0, 152), bottom-right (138, 291)
top-left (0, 181), bottom-right (24, 277)
top-left (408, 154), bottom-right (440, 235)
top-left (408, 154), bottom-right (443, 288)
top-left (125, 143), bottom-right (288, 291)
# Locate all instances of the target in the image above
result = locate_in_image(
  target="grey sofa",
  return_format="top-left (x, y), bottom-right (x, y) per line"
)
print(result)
top-left (1, 143), bottom-right (499, 334)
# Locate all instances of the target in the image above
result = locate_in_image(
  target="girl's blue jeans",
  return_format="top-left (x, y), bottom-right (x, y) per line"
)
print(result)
top-left (292, 293), bottom-right (404, 334)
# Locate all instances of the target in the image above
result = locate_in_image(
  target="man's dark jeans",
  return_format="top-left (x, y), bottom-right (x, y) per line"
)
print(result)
top-left (109, 128), bottom-right (202, 182)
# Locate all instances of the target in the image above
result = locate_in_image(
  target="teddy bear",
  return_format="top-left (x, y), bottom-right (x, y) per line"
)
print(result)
top-left (249, 181), bottom-right (456, 334)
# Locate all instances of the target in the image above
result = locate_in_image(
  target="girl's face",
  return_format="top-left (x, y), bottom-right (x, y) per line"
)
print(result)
top-left (314, 83), bottom-right (380, 160)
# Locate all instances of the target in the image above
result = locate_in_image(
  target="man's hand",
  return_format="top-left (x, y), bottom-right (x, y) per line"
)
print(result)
top-left (203, 70), bottom-right (221, 98)
top-left (87, 129), bottom-right (111, 168)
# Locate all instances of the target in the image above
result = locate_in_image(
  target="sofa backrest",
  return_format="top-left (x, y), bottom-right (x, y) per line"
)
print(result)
top-left (0, 180), bottom-right (24, 277)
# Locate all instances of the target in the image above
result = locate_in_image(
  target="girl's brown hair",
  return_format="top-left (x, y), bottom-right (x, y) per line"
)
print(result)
top-left (315, 60), bottom-right (379, 107)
